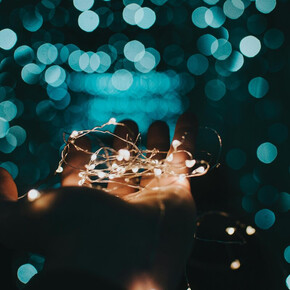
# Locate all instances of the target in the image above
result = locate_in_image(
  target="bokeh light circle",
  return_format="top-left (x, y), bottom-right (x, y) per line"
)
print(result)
top-left (187, 54), bottom-right (209, 75)
top-left (192, 7), bottom-right (211, 29)
top-left (135, 7), bottom-right (156, 29)
top-left (223, 0), bottom-right (245, 19)
top-left (205, 79), bottom-right (226, 101)
top-left (255, 0), bottom-right (276, 14)
top-left (17, 263), bottom-right (38, 284)
top-left (248, 77), bottom-right (269, 98)
top-left (254, 209), bottom-right (275, 230)
top-left (0, 117), bottom-right (9, 138)
top-left (112, 69), bottom-right (133, 91)
top-left (284, 246), bottom-right (290, 264)
top-left (14, 45), bottom-right (35, 66)
top-left (123, 4), bottom-right (141, 25)
top-left (0, 28), bottom-right (17, 50)
top-left (73, 0), bottom-right (94, 12)
top-left (78, 10), bottom-right (100, 32)
top-left (240, 36), bottom-right (261, 58)
top-left (197, 34), bottom-right (217, 56)
top-left (37, 43), bottom-right (58, 65)
top-left (257, 142), bottom-right (277, 164)
top-left (21, 63), bottom-right (42, 85)
top-left (124, 40), bottom-right (145, 62)
top-left (211, 39), bottom-right (232, 60)
top-left (0, 161), bottom-right (18, 179)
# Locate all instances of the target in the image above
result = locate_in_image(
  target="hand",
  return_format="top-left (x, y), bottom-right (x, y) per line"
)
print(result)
top-left (0, 113), bottom-right (197, 290)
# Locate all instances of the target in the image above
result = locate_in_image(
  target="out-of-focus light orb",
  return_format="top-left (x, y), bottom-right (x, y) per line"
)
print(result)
top-left (22, 10), bottom-right (43, 32)
top-left (239, 35), bottom-right (261, 58)
top-left (192, 7), bottom-right (212, 29)
top-left (268, 123), bottom-right (288, 144)
top-left (203, 0), bottom-right (219, 4)
top-left (135, 7), bottom-right (156, 29)
top-left (123, 3), bottom-right (141, 25)
top-left (286, 275), bottom-right (290, 290)
top-left (112, 69), bottom-right (133, 91)
top-left (44, 65), bottom-right (66, 87)
top-left (78, 10), bottom-right (99, 32)
top-left (211, 39), bottom-right (232, 60)
top-left (277, 192), bottom-right (290, 213)
top-left (36, 100), bottom-right (56, 121)
top-left (150, 0), bottom-right (167, 5)
top-left (257, 142), bottom-right (277, 164)
top-left (0, 101), bottom-right (17, 121)
top-left (284, 246), bottom-right (290, 264)
top-left (135, 51), bottom-right (156, 73)
top-left (124, 0), bottom-right (143, 5)
top-left (263, 29), bottom-right (284, 49)
top-left (8, 125), bottom-right (27, 146)
top-left (206, 6), bottom-right (226, 28)
top-left (0, 161), bottom-right (18, 179)
top-left (254, 208), bottom-right (275, 230)
top-left (0, 28), bottom-right (17, 50)
top-left (255, 0), bottom-right (276, 14)
top-left (124, 40), bottom-right (145, 62)
top-left (197, 34), bottom-right (217, 56)
top-left (73, 0), bottom-right (94, 11)
top-left (14, 45), bottom-right (35, 66)
top-left (68, 50), bottom-right (82, 72)
top-left (223, 0), bottom-right (245, 19)
top-left (225, 227), bottom-right (236, 235)
top-left (0, 117), bottom-right (9, 138)
top-left (0, 133), bottom-right (17, 153)
top-left (247, 14), bottom-right (267, 35)
top-left (230, 259), bottom-right (240, 270)
top-left (187, 54), bottom-right (208, 75)
top-left (246, 225), bottom-right (256, 235)
top-left (37, 43), bottom-right (58, 65)
top-left (21, 63), bottom-right (42, 85)
top-left (223, 51), bottom-right (244, 72)
top-left (17, 263), bottom-right (38, 284)
top-left (96, 51), bottom-right (111, 73)
top-left (248, 77), bottom-right (269, 98)
top-left (257, 185), bottom-right (278, 205)
top-left (205, 79), bottom-right (226, 101)
top-left (226, 148), bottom-right (246, 170)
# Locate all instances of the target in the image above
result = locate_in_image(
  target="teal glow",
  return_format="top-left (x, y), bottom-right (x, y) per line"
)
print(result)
top-left (226, 148), bottom-right (246, 170)
top-left (223, 0), bottom-right (244, 19)
top-left (197, 34), bottom-right (217, 56)
top-left (0, 28), bottom-right (17, 50)
top-left (277, 192), bottom-right (290, 213)
top-left (255, 0), bottom-right (276, 14)
top-left (150, 0), bottom-right (167, 5)
top-left (78, 10), bottom-right (99, 32)
top-left (8, 125), bottom-right (27, 146)
top-left (187, 54), bottom-right (208, 75)
top-left (21, 63), bottom-right (42, 85)
top-left (36, 100), bottom-right (56, 121)
top-left (248, 77), bottom-right (269, 98)
top-left (0, 117), bottom-right (9, 138)
top-left (240, 35), bottom-right (261, 57)
top-left (17, 264), bottom-right (38, 284)
top-left (286, 275), bottom-right (290, 290)
top-left (47, 86), bottom-right (67, 101)
top-left (263, 29), bottom-right (284, 49)
top-left (135, 7), bottom-right (156, 29)
top-left (206, 6), bottom-right (225, 28)
top-left (68, 50), bottom-right (82, 72)
top-left (0, 133), bottom-right (17, 153)
top-left (211, 38), bottom-right (232, 60)
top-left (79, 52), bottom-right (90, 71)
top-left (73, 0), bottom-right (94, 11)
top-left (124, 40), bottom-right (145, 62)
top-left (240, 174), bottom-right (259, 195)
top-left (284, 246), bottom-right (290, 263)
top-left (111, 69), bottom-right (133, 91)
top-left (146, 48), bottom-right (160, 67)
top-left (257, 142), bottom-right (277, 164)
top-left (123, 3), bottom-right (141, 25)
top-left (203, 0), bottom-right (219, 4)
top-left (254, 209), bottom-right (275, 230)
top-left (0, 101), bottom-right (17, 121)
top-left (96, 52), bottom-right (111, 73)
top-left (192, 7), bottom-right (211, 29)
top-left (14, 45), bottom-right (35, 66)
top-left (22, 10), bottom-right (43, 32)
top-left (135, 51), bottom-right (156, 73)
top-left (223, 51), bottom-right (244, 72)
top-left (45, 65), bottom-right (66, 87)
top-left (205, 79), bottom-right (226, 101)
top-left (90, 53), bottom-right (101, 72)
top-left (37, 43), bottom-right (58, 65)
top-left (0, 161), bottom-right (18, 179)
top-left (257, 185), bottom-right (278, 205)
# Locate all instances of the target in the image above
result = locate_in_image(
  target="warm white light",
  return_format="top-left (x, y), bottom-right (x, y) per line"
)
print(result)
top-left (230, 259), bottom-right (241, 270)
top-left (225, 227), bottom-right (236, 235)
top-left (194, 166), bottom-right (205, 174)
top-left (178, 174), bottom-right (186, 182)
top-left (172, 140), bottom-right (182, 150)
top-left (185, 159), bottom-right (196, 168)
top-left (70, 130), bottom-right (78, 138)
top-left (27, 189), bottom-right (40, 202)
top-left (91, 153), bottom-right (97, 161)
top-left (78, 179), bottom-right (85, 186)
top-left (118, 149), bottom-right (130, 161)
top-left (246, 225), bottom-right (256, 235)
top-left (56, 166), bottom-right (63, 173)
top-left (108, 118), bottom-right (117, 125)
top-left (154, 168), bottom-right (162, 176)
top-left (167, 153), bottom-right (173, 162)
top-left (97, 171), bottom-right (105, 178)
top-left (132, 166), bottom-right (139, 173)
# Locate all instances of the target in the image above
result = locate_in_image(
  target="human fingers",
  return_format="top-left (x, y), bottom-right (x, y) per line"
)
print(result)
top-left (0, 168), bottom-right (18, 201)
top-left (107, 120), bottom-right (139, 195)
top-left (61, 136), bottom-right (91, 186)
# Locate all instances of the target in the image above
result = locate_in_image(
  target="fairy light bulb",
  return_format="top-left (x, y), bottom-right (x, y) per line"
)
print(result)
top-left (132, 166), bottom-right (139, 173)
top-left (117, 149), bottom-right (130, 161)
top-left (230, 259), bottom-right (241, 270)
top-left (225, 227), bottom-right (236, 235)
top-left (172, 140), bottom-right (181, 150)
top-left (108, 118), bottom-right (117, 125)
top-left (91, 153), bottom-right (97, 161)
top-left (167, 154), bottom-right (173, 162)
top-left (56, 166), bottom-right (63, 173)
top-left (246, 226), bottom-right (256, 235)
top-left (70, 130), bottom-right (78, 138)
top-left (154, 168), bottom-right (162, 176)
top-left (185, 159), bottom-right (196, 168)
top-left (27, 189), bottom-right (41, 202)
top-left (97, 171), bottom-right (105, 178)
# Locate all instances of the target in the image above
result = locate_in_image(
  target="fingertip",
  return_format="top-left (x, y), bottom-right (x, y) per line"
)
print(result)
top-left (0, 168), bottom-right (18, 201)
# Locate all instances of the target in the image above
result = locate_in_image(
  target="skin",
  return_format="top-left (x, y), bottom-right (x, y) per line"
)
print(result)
top-left (0, 113), bottom-right (197, 290)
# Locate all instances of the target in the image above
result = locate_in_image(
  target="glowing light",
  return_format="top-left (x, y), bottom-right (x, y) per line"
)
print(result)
top-left (21, 63), bottom-right (42, 85)
top-left (8, 126), bottom-right (26, 146)
top-left (37, 43), bottom-right (58, 65)
top-left (14, 45), bottom-right (35, 66)
top-left (206, 6), bottom-right (225, 28)
top-left (45, 65), bottom-right (66, 87)
top-left (172, 140), bottom-right (181, 150)
top-left (255, 0), bottom-right (276, 14)
top-left (112, 69), bottom-right (133, 91)
top-left (154, 168), bottom-right (162, 176)
top-left (197, 34), bottom-right (217, 56)
top-left (0, 101), bottom-right (17, 121)
top-left (205, 79), bottom-right (226, 101)
top-left (17, 263), bottom-right (38, 284)
top-left (56, 166), bottom-right (63, 173)
top-left (123, 3), bottom-right (141, 25)
top-left (230, 259), bottom-right (240, 270)
top-left (246, 226), bottom-right (256, 235)
top-left (223, 51), bottom-right (244, 72)
top-left (108, 118), bottom-right (117, 125)
top-left (135, 51), bottom-right (156, 73)
top-left (223, 0), bottom-right (245, 19)
top-left (254, 208), bottom-right (275, 229)
top-left (22, 10), bottom-right (43, 32)
top-left (187, 54), bottom-right (209, 75)
top-left (257, 142), bottom-right (277, 164)
top-left (185, 159), bottom-right (196, 168)
top-left (135, 7), bottom-right (156, 29)
top-left (167, 154), bottom-right (173, 162)
top-left (124, 40), bottom-right (145, 62)
top-left (248, 77), bottom-right (269, 99)
top-left (0, 28), bottom-right (17, 50)
top-left (285, 246), bottom-right (290, 264)
top-left (73, 0), bottom-right (94, 11)
top-left (211, 39), bottom-right (232, 60)
top-left (239, 36), bottom-right (261, 58)
top-left (286, 275), bottom-right (290, 290)
top-left (192, 7), bottom-right (211, 29)
top-left (225, 227), bottom-right (236, 235)
top-left (117, 149), bottom-right (130, 161)
top-left (27, 189), bottom-right (41, 202)
top-left (78, 10), bottom-right (99, 32)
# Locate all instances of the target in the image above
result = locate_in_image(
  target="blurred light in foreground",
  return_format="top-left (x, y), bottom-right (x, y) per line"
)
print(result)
top-left (225, 227), bottom-right (236, 235)
top-left (17, 263), bottom-right (38, 284)
top-left (124, 40), bottom-right (145, 62)
top-left (37, 43), bottom-right (58, 65)
top-left (0, 28), bottom-right (17, 50)
top-left (205, 79), bottom-right (226, 101)
top-left (123, 3), bottom-right (141, 25)
top-left (223, 51), bottom-right (244, 72)
top-left (0, 161), bottom-right (18, 179)
top-left (112, 69), bottom-right (133, 91)
top-left (284, 246), bottom-right (290, 264)
top-left (248, 77), bottom-right (269, 98)
top-left (197, 34), bottom-right (217, 56)
top-left (73, 0), bottom-right (94, 11)
top-left (78, 10), bottom-right (99, 32)
top-left (27, 189), bottom-right (41, 202)
top-left (277, 192), bottom-right (290, 213)
top-left (187, 54), bottom-right (208, 75)
top-left (230, 259), bottom-right (240, 270)
top-left (246, 226), bottom-right (256, 235)
top-left (255, 0), bottom-right (276, 14)
top-left (286, 275), bottom-right (290, 290)
top-left (22, 10), bottom-right (43, 32)
top-left (206, 6), bottom-right (225, 28)
top-left (0, 117), bottom-right (9, 138)
top-left (223, 0), bottom-right (245, 19)
top-left (192, 7), bottom-right (210, 28)
top-left (254, 208), bottom-right (275, 229)
top-left (9, 125), bottom-right (27, 146)
top-left (135, 7), bottom-right (156, 29)
top-left (21, 63), bottom-right (42, 85)
top-left (226, 148), bottom-right (246, 170)
top-left (211, 39), bottom-right (232, 60)
top-left (45, 65), bottom-right (66, 87)
top-left (14, 45), bottom-right (35, 66)
top-left (239, 36), bottom-right (261, 57)
top-left (257, 142), bottom-right (277, 164)
top-left (0, 101), bottom-right (17, 121)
